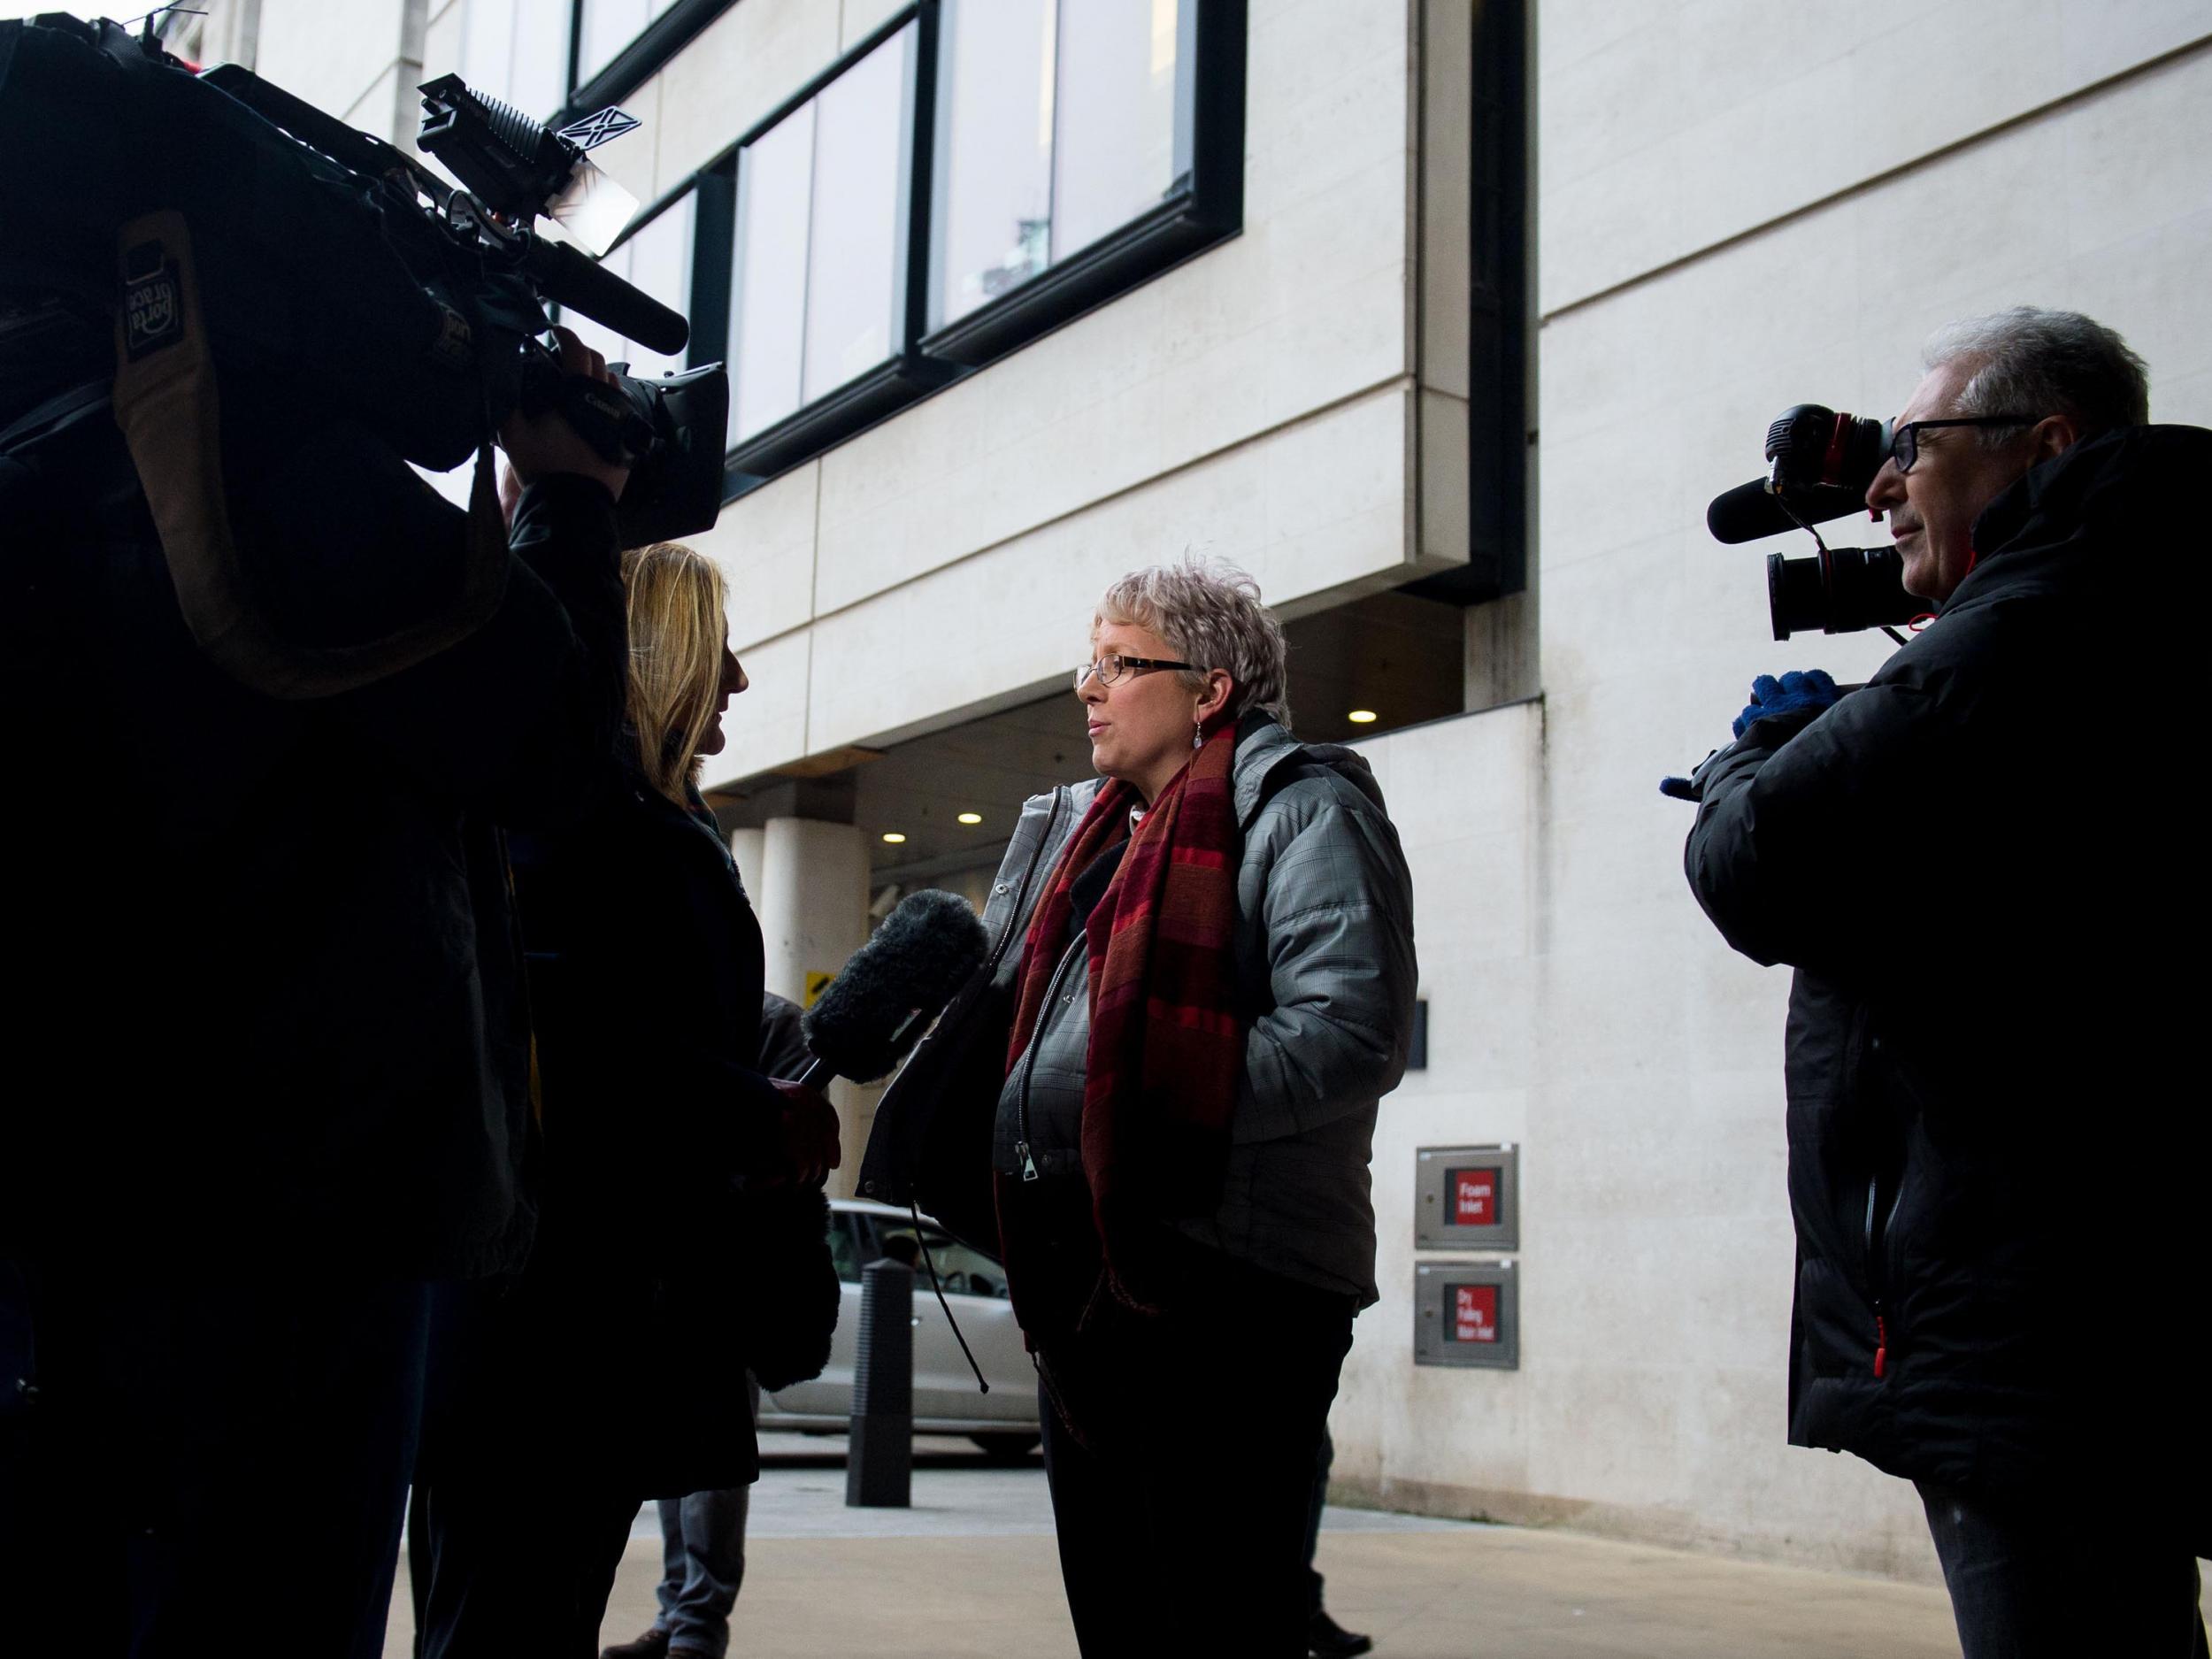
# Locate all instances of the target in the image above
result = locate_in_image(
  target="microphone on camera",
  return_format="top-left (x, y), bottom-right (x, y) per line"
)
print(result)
top-left (1708, 478), bottom-right (1874, 544)
top-left (795, 889), bottom-right (990, 1091)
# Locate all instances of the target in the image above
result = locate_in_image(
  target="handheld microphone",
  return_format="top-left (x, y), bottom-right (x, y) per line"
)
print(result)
top-left (795, 889), bottom-right (990, 1091)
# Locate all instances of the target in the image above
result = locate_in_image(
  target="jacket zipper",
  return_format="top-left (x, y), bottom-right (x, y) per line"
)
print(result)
top-left (1013, 934), bottom-right (1085, 1181)
top-left (1863, 1174), bottom-right (1902, 1380)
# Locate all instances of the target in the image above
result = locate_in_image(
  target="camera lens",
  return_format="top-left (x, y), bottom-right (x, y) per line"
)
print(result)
top-left (1826, 545), bottom-right (1924, 633)
top-left (1765, 552), bottom-right (1829, 641)
top-left (1766, 546), bottom-right (1926, 640)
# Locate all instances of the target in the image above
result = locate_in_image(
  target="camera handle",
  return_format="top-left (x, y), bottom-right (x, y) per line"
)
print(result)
top-left (515, 341), bottom-right (655, 466)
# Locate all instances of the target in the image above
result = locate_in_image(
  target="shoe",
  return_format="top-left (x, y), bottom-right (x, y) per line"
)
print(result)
top-left (599, 1630), bottom-right (671, 1659)
top-left (1309, 1608), bottom-right (1374, 1658)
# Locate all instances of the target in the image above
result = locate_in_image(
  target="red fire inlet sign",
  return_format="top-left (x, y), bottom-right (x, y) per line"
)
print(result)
top-left (1448, 1167), bottom-right (1499, 1227)
top-left (1417, 1145), bottom-right (1518, 1251)
top-left (1453, 1284), bottom-right (1499, 1342)
top-left (1415, 1259), bottom-right (1517, 1368)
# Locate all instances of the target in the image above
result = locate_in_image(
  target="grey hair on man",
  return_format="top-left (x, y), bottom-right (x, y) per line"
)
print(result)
top-left (1095, 555), bottom-right (1294, 729)
top-left (1923, 306), bottom-right (2149, 444)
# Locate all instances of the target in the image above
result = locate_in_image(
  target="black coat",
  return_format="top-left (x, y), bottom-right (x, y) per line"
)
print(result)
top-left (1686, 426), bottom-right (2208, 1528)
top-left (3, 407), bottom-right (626, 1281)
top-left (494, 775), bottom-right (803, 1494)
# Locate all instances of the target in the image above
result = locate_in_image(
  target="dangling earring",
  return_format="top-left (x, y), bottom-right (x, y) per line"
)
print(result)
top-left (1193, 718), bottom-right (1204, 751)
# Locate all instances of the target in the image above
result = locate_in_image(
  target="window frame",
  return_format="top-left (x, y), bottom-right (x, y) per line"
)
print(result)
top-left (920, 0), bottom-right (1245, 368)
top-left (712, 5), bottom-right (954, 492)
top-left (556, 0), bottom-right (738, 121)
top-left (555, 0), bottom-right (1248, 499)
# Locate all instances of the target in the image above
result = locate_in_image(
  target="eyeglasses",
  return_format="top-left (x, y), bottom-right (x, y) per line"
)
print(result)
top-left (1888, 415), bottom-right (2036, 474)
top-left (1074, 653), bottom-right (1196, 690)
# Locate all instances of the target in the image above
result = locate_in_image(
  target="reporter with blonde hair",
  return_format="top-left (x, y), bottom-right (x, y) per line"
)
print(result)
top-left (414, 541), bottom-right (839, 1658)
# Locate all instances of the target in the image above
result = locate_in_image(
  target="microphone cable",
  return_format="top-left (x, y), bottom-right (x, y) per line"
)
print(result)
top-left (908, 1198), bottom-right (988, 1394)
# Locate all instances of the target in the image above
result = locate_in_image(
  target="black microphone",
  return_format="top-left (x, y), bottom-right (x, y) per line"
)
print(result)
top-left (795, 889), bottom-right (990, 1092)
top-left (520, 234), bottom-right (689, 356)
top-left (1708, 478), bottom-right (1871, 544)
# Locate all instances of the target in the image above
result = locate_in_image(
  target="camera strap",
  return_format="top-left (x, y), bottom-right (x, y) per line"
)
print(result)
top-left (109, 210), bottom-right (510, 699)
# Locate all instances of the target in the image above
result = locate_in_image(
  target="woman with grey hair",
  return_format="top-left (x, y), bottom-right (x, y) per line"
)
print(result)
top-left (862, 556), bottom-right (1417, 1657)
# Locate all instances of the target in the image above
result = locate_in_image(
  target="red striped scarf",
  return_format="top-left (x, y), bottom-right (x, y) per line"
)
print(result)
top-left (1005, 719), bottom-right (1243, 1311)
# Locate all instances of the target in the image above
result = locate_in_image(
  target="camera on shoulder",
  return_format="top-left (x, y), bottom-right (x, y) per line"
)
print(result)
top-left (1707, 405), bottom-right (1924, 641)
top-left (0, 12), bottom-right (726, 550)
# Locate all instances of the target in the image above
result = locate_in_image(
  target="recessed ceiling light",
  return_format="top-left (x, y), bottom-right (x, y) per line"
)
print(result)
top-left (957, 812), bottom-right (983, 826)
top-left (881, 832), bottom-right (907, 844)
top-left (1348, 709), bottom-right (1379, 724)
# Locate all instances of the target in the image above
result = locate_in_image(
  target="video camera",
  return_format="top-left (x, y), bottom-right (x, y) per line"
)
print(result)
top-left (0, 12), bottom-right (726, 548)
top-left (1706, 406), bottom-right (1924, 641)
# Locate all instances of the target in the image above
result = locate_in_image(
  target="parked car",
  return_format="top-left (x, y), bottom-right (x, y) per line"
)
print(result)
top-left (757, 1197), bottom-right (1041, 1460)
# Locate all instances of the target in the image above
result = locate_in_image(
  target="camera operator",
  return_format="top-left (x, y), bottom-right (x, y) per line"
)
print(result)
top-left (1, 322), bottom-right (634, 1655)
top-left (1679, 309), bottom-right (2208, 1656)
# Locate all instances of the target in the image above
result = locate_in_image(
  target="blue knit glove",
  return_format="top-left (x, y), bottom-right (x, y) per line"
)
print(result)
top-left (1732, 670), bottom-right (1840, 739)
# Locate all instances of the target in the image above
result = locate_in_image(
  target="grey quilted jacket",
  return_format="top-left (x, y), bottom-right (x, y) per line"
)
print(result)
top-left (985, 715), bottom-right (1416, 1307)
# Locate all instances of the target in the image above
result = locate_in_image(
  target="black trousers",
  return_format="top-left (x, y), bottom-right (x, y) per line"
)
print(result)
top-left (1035, 1247), bottom-right (1356, 1659)
top-left (407, 1280), bottom-right (646, 1659)
top-left (0, 1259), bottom-right (432, 1658)
top-left (411, 1476), bottom-right (638, 1659)
top-left (1916, 1482), bottom-right (2210, 1659)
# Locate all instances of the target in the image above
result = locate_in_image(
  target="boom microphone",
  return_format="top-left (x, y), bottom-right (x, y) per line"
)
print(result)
top-left (796, 890), bottom-right (990, 1090)
top-left (1708, 478), bottom-right (1874, 544)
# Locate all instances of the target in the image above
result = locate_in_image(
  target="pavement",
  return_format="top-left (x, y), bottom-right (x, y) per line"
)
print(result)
top-left (379, 1432), bottom-right (2188, 1658)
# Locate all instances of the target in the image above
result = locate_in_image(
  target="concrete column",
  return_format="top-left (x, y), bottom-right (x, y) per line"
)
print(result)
top-left (757, 817), bottom-right (872, 1196)
top-left (728, 826), bottom-right (765, 907)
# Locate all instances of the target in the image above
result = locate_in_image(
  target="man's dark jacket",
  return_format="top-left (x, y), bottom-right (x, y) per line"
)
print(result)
top-left (1685, 426), bottom-right (2208, 1530)
top-left (3, 402), bottom-right (626, 1281)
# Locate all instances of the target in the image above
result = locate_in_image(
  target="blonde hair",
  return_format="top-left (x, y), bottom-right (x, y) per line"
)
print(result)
top-left (621, 541), bottom-right (726, 804)
top-left (1094, 555), bottom-right (1292, 728)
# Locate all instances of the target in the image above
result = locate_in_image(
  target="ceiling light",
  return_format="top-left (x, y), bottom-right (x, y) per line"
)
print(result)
top-left (881, 832), bottom-right (907, 844)
top-left (957, 812), bottom-right (983, 826)
top-left (1348, 710), bottom-right (1379, 725)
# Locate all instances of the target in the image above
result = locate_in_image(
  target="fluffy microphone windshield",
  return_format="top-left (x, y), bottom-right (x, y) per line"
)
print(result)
top-left (802, 888), bottom-right (989, 1084)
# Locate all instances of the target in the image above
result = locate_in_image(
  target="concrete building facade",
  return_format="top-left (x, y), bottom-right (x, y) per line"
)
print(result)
top-left (185, 0), bottom-right (2212, 1582)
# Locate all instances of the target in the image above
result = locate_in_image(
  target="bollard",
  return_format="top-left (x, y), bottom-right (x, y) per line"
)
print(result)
top-left (846, 1256), bottom-right (913, 1507)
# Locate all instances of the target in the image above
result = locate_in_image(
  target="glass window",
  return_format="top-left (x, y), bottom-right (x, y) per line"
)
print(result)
top-left (827, 1210), bottom-right (863, 1284)
top-left (1051, 0), bottom-right (1184, 257)
top-left (461, 0), bottom-right (572, 119)
top-left (802, 36), bottom-right (908, 403)
top-left (562, 189), bottom-right (694, 380)
top-left (576, 0), bottom-right (680, 89)
top-left (731, 104), bottom-right (813, 442)
top-left (729, 24), bottom-right (914, 445)
top-left (931, 0), bottom-right (1056, 328)
top-left (931, 0), bottom-right (1186, 331)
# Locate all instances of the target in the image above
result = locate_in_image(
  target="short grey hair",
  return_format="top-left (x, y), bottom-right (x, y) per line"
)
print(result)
top-left (1094, 556), bottom-right (1292, 728)
top-left (1923, 306), bottom-right (2148, 446)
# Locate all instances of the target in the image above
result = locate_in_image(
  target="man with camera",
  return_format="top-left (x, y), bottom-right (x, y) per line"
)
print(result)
top-left (1679, 308), bottom-right (2208, 1656)
top-left (0, 318), bottom-right (636, 1655)
top-left (0, 17), bottom-right (752, 1649)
